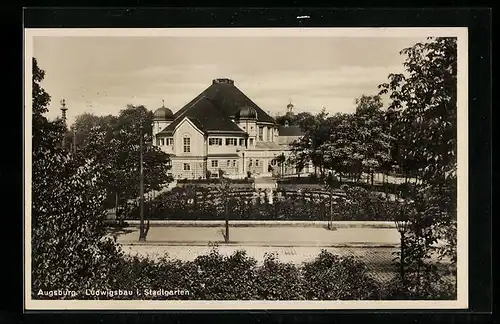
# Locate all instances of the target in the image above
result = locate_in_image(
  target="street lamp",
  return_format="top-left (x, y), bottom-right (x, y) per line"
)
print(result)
top-left (138, 120), bottom-right (148, 242)
top-left (220, 176), bottom-right (231, 243)
top-left (395, 204), bottom-right (410, 282)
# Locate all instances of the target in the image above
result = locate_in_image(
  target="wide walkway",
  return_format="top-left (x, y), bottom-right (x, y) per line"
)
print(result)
top-left (114, 226), bottom-right (400, 247)
top-left (114, 226), bottom-right (453, 284)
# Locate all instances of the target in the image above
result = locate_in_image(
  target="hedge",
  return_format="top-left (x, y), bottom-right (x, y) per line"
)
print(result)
top-left (278, 177), bottom-right (416, 196)
top-left (33, 249), bottom-right (455, 300)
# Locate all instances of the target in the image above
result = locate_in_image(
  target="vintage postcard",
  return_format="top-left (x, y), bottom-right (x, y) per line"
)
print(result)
top-left (24, 27), bottom-right (468, 310)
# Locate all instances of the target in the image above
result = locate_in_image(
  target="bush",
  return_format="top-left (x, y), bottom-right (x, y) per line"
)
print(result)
top-left (191, 249), bottom-right (259, 299)
top-left (34, 245), bottom-right (453, 301)
top-left (92, 249), bottom-right (384, 300)
top-left (256, 253), bottom-right (306, 300)
top-left (382, 270), bottom-right (456, 300)
top-left (301, 250), bottom-right (382, 300)
top-left (277, 177), bottom-right (413, 195)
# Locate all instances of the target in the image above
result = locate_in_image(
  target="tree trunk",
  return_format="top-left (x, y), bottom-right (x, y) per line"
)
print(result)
top-left (371, 170), bottom-right (374, 186)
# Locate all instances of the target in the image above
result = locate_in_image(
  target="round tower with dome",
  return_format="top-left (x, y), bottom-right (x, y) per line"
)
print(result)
top-left (235, 105), bottom-right (258, 148)
top-left (152, 100), bottom-right (174, 139)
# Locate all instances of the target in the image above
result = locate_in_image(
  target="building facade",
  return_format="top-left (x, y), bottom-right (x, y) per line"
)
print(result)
top-left (152, 78), bottom-right (311, 180)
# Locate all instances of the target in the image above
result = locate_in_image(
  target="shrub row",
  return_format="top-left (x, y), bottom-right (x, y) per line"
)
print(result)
top-left (33, 249), bottom-right (455, 300)
top-left (278, 177), bottom-right (415, 196)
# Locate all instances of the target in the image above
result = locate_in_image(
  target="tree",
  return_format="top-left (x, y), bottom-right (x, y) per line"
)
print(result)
top-left (273, 153), bottom-right (286, 177)
top-left (318, 113), bottom-right (356, 182)
top-left (73, 106), bottom-right (173, 215)
top-left (275, 111), bottom-right (313, 126)
top-left (379, 37), bottom-right (457, 186)
top-left (31, 58), bottom-right (123, 294)
top-left (290, 109), bottom-right (331, 177)
top-left (352, 95), bottom-right (393, 185)
top-left (378, 37), bottom-right (458, 294)
top-left (70, 113), bottom-right (118, 148)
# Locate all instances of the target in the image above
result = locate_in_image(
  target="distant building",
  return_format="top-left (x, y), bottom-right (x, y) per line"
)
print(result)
top-left (152, 78), bottom-right (312, 179)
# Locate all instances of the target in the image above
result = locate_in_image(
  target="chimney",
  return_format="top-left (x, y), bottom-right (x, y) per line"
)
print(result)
top-left (212, 78), bottom-right (234, 85)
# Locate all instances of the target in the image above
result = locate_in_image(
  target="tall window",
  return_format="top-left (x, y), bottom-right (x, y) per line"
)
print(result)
top-left (167, 138), bottom-right (174, 146)
top-left (239, 138), bottom-right (245, 146)
top-left (232, 160), bottom-right (236, 167)
top-left (256, 160), bottom-right (259, 167)
top-left (211, 160), bottom-right (218, 168)
top-left (183, 137), bottom-right (191, 153)
top-left (183, 163), bottom-right (190, 171)
top-left (258, 127), bottom-right (263, 141)
top-left (249, 138), bottom-right (254, 146)
top-left (249, 159), bottom-right (253, 167)
top-left (226, 160), bottom-right (231, 167)
top-left (268, 128), bottom-right (272, 142)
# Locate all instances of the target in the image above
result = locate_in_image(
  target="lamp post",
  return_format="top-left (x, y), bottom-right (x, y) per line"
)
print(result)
top-left (138, 120), bottom-right (146, 242)
top-left (395, 205), bottom-right (410, 282)
top-left (222, 177), bottom-right (230, 243)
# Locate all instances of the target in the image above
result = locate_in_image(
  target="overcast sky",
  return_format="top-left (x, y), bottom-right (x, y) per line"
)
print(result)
top-left (33, 36), bottom-right (425, 125)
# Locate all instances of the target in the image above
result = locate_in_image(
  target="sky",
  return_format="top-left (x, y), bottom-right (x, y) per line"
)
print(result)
top-left (33, 35), bottom-right (426, 126)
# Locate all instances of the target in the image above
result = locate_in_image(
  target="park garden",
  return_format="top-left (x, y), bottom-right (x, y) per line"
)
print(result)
top-left (31, 37), bottom-right (458, 300)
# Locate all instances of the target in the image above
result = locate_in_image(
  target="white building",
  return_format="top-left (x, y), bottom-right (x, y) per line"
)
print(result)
top-left (152, 78), bottom-right (311, 179)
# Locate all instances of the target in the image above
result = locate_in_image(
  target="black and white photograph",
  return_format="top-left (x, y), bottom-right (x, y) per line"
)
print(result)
top-left (24, 27), bottom-right (468, 310)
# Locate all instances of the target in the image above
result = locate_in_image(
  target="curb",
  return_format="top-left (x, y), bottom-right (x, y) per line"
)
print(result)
top-left (122, 221), bottom-right (396, 229)
top-left (118, 241), bottom-right (399, 248)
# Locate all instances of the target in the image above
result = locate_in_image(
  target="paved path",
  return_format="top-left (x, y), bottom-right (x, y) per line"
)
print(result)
top-left (114, 226), bottom-right (400, 247)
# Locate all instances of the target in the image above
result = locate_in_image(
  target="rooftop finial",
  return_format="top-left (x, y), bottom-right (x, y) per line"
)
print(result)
top-left (161, 99), bottom-right (165, 107)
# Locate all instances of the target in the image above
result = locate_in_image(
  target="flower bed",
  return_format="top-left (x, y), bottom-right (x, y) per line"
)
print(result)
top-left (126, 186), bottom-right (399, 221)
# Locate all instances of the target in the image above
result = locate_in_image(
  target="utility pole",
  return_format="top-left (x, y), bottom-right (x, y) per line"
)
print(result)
top-left (72, 129), bottom-right (77, 154)
top-left (139, 121), bottom-right (146, 242)
top-left (225, 193), bottom-right (229, 243)
top-left (329, 191), bottom-right (333, 230)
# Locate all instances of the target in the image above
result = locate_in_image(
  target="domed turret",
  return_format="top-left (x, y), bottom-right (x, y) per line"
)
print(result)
top-left (236, 105), bottom-right (257, 120)
top-left (153, 104), bottom-right (174, 121)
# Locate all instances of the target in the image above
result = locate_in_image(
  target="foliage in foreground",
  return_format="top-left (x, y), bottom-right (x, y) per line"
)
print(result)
top-left (33, 248), bottom-right (455, 301)
top-left (31, 57), bottom-right (125, 293)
